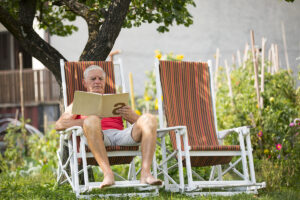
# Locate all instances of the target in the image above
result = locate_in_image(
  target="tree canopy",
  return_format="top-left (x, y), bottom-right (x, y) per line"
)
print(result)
top-left (0, 0), bottom-right (196, 84)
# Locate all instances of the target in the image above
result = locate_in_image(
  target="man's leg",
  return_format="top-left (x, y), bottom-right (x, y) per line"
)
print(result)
top-left (83, 115), bottom-right (114, 188)
top-left (131, 113), bottom-right (162, 185)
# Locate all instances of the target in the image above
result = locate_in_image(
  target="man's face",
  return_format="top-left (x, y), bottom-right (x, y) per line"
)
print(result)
top-left (83, 69), bottom-right (105, 94)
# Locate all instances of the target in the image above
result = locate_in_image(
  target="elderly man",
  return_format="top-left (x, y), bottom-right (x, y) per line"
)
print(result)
top-left (55, 65), bottom-right (162, 188)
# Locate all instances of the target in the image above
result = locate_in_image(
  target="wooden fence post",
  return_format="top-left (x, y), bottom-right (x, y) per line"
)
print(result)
top-left (268, 48), bottom-right (272, 73)
top-left (281, 21), bottom-right (290, 73)
top-left (232, 54), bottom-right (236, 69)
top-left (243, 43), bottom-right (249, 69)
top-left (224, 59), bottom-right (234, 105)
top-left (275, 44), bottom-right (279, 73)
top-left (237, 50), bottom-right (242, 67)
top-left (19, 53), bottom-right (24, 119)
top-left (250, 30), bottom-right (261, 109)
top-left (261, 38), bottom-right (267, 108)
top-left (129, 72), bottom-right (136, 111)
top-left (271, 44), bottom-right (276, 74)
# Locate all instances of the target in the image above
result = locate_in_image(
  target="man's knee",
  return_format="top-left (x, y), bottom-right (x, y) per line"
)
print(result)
top-left (83, 115), bottom-right (102, 136)
top-left (137, 113), bottom-right (157, 130)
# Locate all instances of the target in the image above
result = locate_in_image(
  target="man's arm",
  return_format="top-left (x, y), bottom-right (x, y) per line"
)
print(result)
top-left (55, 103), bottom-right (84, 131)
top-left (117, 105), bottom-right (139, 124)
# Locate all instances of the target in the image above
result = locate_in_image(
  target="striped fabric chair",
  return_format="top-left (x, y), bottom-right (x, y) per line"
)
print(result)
top-left (155, 60), bottom-right (265, 195)
top-left (57, 59), bottom-right (159, 198)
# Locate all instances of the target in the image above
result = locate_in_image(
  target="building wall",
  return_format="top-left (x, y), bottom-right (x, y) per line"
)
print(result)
top-left (50, 0), bottom-right (300, 95)
top-left (0, 19), bottom-right (45, 70)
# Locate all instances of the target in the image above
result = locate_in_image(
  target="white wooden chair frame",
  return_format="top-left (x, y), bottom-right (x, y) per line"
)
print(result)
top-left (155, 59), bottom-right (265, 196)
top-left (56, 59), bottom-right (159, 198)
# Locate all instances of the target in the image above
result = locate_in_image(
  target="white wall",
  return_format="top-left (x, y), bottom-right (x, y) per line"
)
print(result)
top-left (32, 19), bottom-right (46, 70)
top-left (50, 0), bottom-right (300, 95)
top-left (50, 18), bottom-right (88, 61)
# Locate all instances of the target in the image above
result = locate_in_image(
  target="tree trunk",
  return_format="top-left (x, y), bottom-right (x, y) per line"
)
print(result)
top-left (80, 0), bottom-right (131, 61)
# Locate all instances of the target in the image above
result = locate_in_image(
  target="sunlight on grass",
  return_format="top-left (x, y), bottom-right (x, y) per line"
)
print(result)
top-left (1, 172), bottom-right (299, 200)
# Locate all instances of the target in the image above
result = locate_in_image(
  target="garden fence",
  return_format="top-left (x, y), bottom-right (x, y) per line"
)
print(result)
top-left (0, 69), bottom-right (60, 106)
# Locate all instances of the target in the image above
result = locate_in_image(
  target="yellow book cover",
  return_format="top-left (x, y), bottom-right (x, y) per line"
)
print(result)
top-left (72, 91), bottom-right (129, 117)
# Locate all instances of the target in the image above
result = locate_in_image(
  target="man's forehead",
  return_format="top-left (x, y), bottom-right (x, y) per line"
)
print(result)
top-left (87, 69), bottom-right (105, 77)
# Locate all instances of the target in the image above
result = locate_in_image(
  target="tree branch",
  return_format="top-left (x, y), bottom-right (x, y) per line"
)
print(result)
top-left (0, 4), bottom-right (66, 85)
top-left (61, 0), bottom-right (91, 18)
top-left (80, 0), bottom-right (131, 61)
top-left (19, 0), bottom-right (36, 27)
top-left (62, 0), bottom-right (102, 43)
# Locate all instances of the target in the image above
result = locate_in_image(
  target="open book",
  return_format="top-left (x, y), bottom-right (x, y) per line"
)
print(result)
top-left (72, 91), bottom-right (129, 117)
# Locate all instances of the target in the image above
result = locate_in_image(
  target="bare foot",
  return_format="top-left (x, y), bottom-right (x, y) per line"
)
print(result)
top-left (100, 173), bottom-right (115, 189)
top-left (140, 174), bottom-right (163, 186)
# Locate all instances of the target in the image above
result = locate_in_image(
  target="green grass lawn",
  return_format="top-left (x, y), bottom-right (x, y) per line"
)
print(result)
top-left (0, 172), bottom-right (299, 200)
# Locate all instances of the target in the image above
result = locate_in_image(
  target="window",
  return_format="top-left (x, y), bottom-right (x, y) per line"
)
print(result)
top-left (0, 31), bottom-right (32, 70)
top-left (0, 32), bottom-right (11, 70)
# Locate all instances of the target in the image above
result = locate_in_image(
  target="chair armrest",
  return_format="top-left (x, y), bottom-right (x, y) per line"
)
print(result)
top-left (58, 126), bottom-right (83, 139)
top-left (217, 125), bottom-right (251, 139)
top-left (157, 126), bottom-right (187, 138)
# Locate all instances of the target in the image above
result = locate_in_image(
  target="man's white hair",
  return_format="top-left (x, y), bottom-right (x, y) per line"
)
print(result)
top-left (84, 65), bottom-right (106, 80)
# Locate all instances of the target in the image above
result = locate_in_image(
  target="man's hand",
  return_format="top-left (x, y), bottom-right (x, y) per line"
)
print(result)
top-left (117, 105), bottom-right (139, 124)
top-left (55, 103), bottom-right (85, 131)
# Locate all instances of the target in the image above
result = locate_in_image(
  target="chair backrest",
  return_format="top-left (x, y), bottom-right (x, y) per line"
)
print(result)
top-left (61, 61), bottom-right (116, 107)
top-left (156, 60), bottom-right (219, 150)
top-left (60, 60), bottom-right (138, 165)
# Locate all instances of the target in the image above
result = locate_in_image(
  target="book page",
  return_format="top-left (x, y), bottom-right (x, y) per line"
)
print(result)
top-left (72, 91), bottom-right (129, 117)
top-left (72, 91), bottom-right (102, 116)
top-left (101, 93), bottom-right (129, 117)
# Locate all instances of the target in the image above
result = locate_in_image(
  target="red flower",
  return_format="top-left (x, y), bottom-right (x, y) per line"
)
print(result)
top-left (257, 131), bottom-right (263, 137)
top-left (289, 122), bottom-right (295, 127)
top-left (276, 144), bottom-right (282, 150)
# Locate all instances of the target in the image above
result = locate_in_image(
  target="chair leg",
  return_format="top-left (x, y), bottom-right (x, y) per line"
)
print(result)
top-left (183, 128), bottom-right (193, 190)
top-left (68, 138), bottom-right (75, 190)
top-left (57, 138), bottom-right (71, 184)
top-left (239, 132), bottom-right (249, 181)
top-left (217, 165), bottom-right (223, 181)
top-left (152, 154), bottom-right (159, 195)
top-left (209, 166), bottom-right (216, 181)
top-left (128, 159), bottom-right (136, 180)
top-left (175, 131), bottom-right (184, 192)
top-left (78, 164), bottom-right (94, 184)
top-left (161, 136), bottom-right (169, 189)
top-left (152, 153), bottom-right (158, 179)
top-left (80, 135), bottom-right (90, 190)
top-left (246, 134), bottom-right (256, 184)
top-left (72, 133), bottom-right (80, 194)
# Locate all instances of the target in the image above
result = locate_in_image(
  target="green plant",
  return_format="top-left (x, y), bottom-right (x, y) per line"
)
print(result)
top-left (216, 53), bottom-right (300, 190)
top-left (27, 127), bottom-right (59, 173)
top-left (0, 118), bottom-right (30, 172)
top-left (260, 155), bottom-right (300, 191)
top-left (0, 121), bottom-right (59, 175)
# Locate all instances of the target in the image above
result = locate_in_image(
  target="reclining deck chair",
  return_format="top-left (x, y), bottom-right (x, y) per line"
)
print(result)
top-left (56, 59), bottom-right (159, 198)
top-left (155, 60), bottom-right (265, 196)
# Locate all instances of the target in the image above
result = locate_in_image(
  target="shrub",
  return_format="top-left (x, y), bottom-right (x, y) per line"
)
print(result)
top-left (216, 55), bottom-right (300, 189)
top-left (0, 120), bottom-right (59, 175)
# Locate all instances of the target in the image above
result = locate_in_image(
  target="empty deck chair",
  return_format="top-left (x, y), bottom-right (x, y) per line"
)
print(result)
top-left (155, 60), bottom-right (265, 196)
top-left (56, 59), bottom-right (159, 198)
